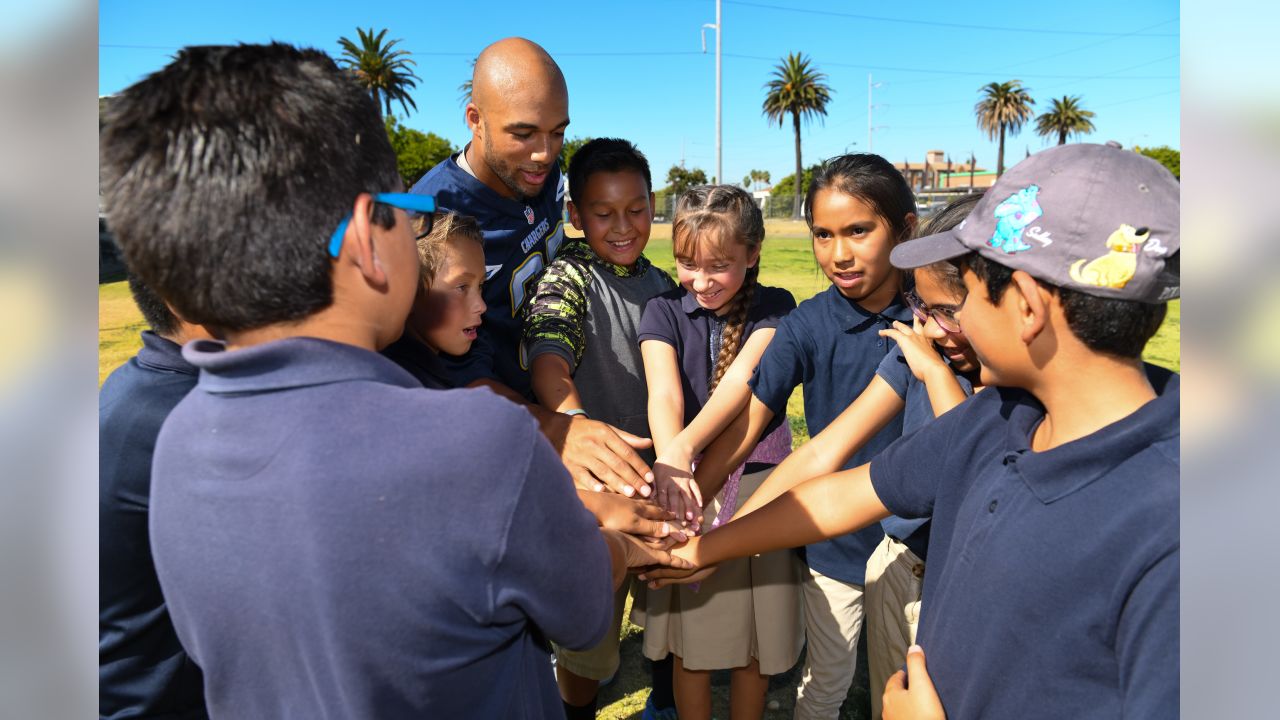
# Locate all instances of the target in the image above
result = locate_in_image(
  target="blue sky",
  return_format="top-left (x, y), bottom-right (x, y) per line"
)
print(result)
top-left (100, 0), bottom-right (1179, 187)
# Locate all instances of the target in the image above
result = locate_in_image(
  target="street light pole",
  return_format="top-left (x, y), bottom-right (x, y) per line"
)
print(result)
top-left (702, 0), bottom-right (722, 183)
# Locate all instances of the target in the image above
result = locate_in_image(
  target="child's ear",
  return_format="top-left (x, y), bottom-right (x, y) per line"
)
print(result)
top-left (903, 212), bottom-right (919, 240)
top-left (347, 193), bottom-right (390, 289)
top-left (648, 192), bottom-right (656, 221)
top-left (567, 200), bottom-right (583, 231)
top-left (1009, 270), bottom-right (1050, 344)
top-left (748, 245), bottom-right (762, 269)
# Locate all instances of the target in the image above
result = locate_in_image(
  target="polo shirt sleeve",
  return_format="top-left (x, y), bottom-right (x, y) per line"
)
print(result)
top-left (748, 313), bottom-right (808, 415)
top-left (522, 256), bottom-right (591, 371)
top-left (636, 295), bottom-right (679, 347)
top-left (868, 398), bottom-right (969, 519)
top-left (1116, 547), bottom-right (1179, 718)
top-left (492, 431), bottom-right (613, 652)
top-left (746, 286), bottom-right (797, 331)
top-left (875, 346), bottom-right (911, 400)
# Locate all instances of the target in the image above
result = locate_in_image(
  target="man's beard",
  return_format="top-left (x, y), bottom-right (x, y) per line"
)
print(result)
top-left (482, 132), bottom-right (545, 202)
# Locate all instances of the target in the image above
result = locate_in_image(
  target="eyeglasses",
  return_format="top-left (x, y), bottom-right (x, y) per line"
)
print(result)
top-left (903, 288), bottom-right (962, 334)
top-left (328, 192), bottom-right (437, 257)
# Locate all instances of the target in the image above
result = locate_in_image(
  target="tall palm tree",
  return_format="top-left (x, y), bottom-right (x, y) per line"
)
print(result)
top-left (458, 57), bottom-right (476, 107)
top-left (763, 53), bottom-right (833, 219)
top-left (975, 80), bottom-right (1035, 177)
top-left (337, 27), bottom-right (420, 117)
top-left (1035, 95), bottom-right (1097, 146)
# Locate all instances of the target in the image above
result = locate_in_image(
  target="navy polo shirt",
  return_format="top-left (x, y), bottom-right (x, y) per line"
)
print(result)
top-left (870, 365), bottom-right (1179, 719)
top-left (874, 346), bottom-right (974, 561)
top-left (638, 285), bottom-right (795, 434)
top-left (749, 285), bottom-right (913, 584)
top-left (99, 331), bottom-right (207, 719)
top-left (149, 337), bottom-right (613, 719)
top-left (380, 332), bottom-right (455, 389)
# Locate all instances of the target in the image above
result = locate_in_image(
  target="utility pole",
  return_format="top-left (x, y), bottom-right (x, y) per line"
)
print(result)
top-left (702, 0), bottom-right (722, 184)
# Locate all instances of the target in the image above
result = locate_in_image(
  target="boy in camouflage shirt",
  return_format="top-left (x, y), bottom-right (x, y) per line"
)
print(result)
top-left (522, 138), bottom-right (675, 720)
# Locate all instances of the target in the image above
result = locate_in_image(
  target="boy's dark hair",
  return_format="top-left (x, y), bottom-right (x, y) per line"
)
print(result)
top-left (99, 43), bottom-right (402, 332)
top-left (964, 252), bottom-right (1171, 358)
top-left (804, 153), bottom-right (918, 241)
top-left (125, 270), bottom-right (179, 337)
top-left (568, 138), bottom-right (652, 204)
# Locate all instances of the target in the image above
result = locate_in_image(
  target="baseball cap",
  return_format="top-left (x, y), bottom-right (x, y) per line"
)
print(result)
top-left (891, 142), bottom-right (1179, 304)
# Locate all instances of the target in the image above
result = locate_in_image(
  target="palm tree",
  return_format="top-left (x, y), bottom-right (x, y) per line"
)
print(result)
top-left (458, 57), bottom-right (476, 107)
top-left (975, 80), bottom-right (1035, 177)
top-left (337, 27), bottom-right (420, 117)
top-left (1035, 95), bottom-right (1097, 146)
top-left (763, 53), bottom-right (833, 219)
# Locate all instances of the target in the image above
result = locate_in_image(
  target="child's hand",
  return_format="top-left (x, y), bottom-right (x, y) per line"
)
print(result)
top-left (603, 529), bottom-right (695, 571)
top-left (577, 490), bottom-right (687, 543)
top-left (882, 645), bottom-right (946, 720)
top-left (637, 537), bottom-right (717, 588)
top-left (879, 319), bottom-right (950, 384)
top-left (652, 450), bottom-right (703, 533)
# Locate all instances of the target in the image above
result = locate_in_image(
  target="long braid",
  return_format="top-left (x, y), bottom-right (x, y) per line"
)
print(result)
top-left (708, 263), bottom-right (758, 394)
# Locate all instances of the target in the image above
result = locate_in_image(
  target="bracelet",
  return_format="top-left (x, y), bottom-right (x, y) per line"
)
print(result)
top-left (561, 408), bottom-right (590, 419)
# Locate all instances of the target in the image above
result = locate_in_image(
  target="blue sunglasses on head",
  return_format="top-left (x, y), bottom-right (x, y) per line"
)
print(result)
top-left (328, 193), bottom-right (438, 257)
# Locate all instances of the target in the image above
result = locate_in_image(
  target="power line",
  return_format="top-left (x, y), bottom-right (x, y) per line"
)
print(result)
top-left (724, 52), bottom-right (1176, 80)
top-left (723, 1), bottom-right (1178, 37)
top-left (1092, 89), bottom-right (1179, 109)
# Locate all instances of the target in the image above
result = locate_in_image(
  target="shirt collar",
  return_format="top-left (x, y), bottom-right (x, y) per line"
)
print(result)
top-left (1002, 366), bottom-right (1180, 504)
top-left (135, 330), bottom-right (197, 376)
top-left (561, 237), bottom-right (653, 278)
top-left (184, 337), bottom-right (421, 395)
top-left (824, 285), bottom-right (913, 331)
top-left (680, 288), bottom-right (711, 316)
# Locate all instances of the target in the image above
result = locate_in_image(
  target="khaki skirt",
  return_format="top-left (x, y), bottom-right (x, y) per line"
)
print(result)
top-left (632, 465), bottom-right (804, 674)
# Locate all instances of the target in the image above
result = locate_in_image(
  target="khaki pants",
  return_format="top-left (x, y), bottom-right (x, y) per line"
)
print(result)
top-left (553, 579), bottom-right (631, 680)
top-left (794, 566), bottom-right (865, 720)
top-left (864, 536), bottom-right (924, 720)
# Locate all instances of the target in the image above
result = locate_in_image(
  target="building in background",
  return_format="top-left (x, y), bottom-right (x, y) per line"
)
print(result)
top-left (895, 150), bottom-right (996, 190)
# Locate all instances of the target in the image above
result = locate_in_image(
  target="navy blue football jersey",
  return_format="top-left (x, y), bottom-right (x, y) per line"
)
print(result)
top-left (410, 152), bottom-right (566, 397)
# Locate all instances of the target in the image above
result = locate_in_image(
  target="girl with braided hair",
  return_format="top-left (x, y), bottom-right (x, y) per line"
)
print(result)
top-left (635, 184), bottom-right (801, 720)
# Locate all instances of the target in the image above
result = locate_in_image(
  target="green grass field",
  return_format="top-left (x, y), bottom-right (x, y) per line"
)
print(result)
top-left (98, 223), bottom-right (1180, 719)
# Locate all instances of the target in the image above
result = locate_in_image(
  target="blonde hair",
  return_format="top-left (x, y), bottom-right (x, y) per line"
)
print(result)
top-left (412, 212), bottom-right (483, 290)
top-left (671, 185), bottom-right (765, 394)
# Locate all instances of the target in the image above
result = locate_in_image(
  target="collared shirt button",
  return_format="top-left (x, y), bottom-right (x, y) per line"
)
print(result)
top-left (988, 499), bottom-right (998, 513)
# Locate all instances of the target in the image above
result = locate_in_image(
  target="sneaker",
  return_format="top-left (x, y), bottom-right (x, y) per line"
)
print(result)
top-left (642, 695), bottom-right (679, 720)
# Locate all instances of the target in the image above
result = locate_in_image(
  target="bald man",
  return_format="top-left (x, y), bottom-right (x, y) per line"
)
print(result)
top-left (410, 38), bottom-right (656, 500)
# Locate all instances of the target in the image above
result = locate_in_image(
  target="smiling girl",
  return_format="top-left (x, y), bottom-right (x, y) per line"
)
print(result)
top-left (635, 185), bottom-right (800, 720)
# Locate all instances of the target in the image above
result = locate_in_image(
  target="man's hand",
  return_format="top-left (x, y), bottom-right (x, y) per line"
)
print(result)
top-left (545, 414), bottom-right (655, 498)
top-left (882, 645), bottom-right (946, 720)
top-left (577, 490), bottom-right (687, 543)
top-left (652, 449), bottom-right (703, 532)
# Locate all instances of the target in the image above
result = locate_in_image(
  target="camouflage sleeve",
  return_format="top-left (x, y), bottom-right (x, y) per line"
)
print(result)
top-left (522, 256), bottom-right (592, 371)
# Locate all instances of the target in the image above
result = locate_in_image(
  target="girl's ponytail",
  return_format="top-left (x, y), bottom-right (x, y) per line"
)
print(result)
top-left (708, 263), bottom-right (758, 394)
